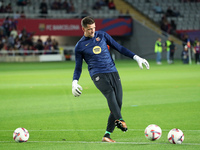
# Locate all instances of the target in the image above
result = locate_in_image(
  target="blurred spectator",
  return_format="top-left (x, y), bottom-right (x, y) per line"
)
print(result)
top-left (0, 4), bottom-right (5, 13)
top-left (180, 0), bottom-right (200, 2)
top-left (19, 29), bottom-right (34, 47)
top-left (0, 2), bottom-right (15, 13)
top-left (153, 2), bottom-right (163, 14)
top-left (169, 40), bottom-right (176, 63)
top-left (0, 39), bottom-right (4, 50)
top-left (68, 0), bottom-right (75, 13)
top-left (10, 27), bottom-right (18, 39)
top-left (0, 29), bottom-right (6, 42)
top-left (118, 10), bottom-right (131, 18)
top-left (40, 0), bottom-right (48, 11)
top-left (52, 39), bottom-right (58, 49)
top-left (193, 41), bottom-right (200, 64)
top-left (21, 44), bottom-right (29, 55)
top-left (165, 37), bottom-right (171, 63)
top-left (39, 0), bottom-right (48, 18)
top-left (20, 10), bottom-right (26, 18)
top-left (51, 0), bottom-right (61, 10)
top-left (28, 45), bottom-right (36, 55)
top-left (3, 42), bottom-right (8, 50)
top-left (14, 36), bottom-right (21, 50)
top-left (99, 0), bottom-right (106, 6)
top-left (108, 0), bottom-right (116, 10)
top-left (35, 36), bottom-right (44, 52)
top-left (154, 37), bottom-right (163, 64)
top-left (21, 36), bottom-right (29, 46)
top-left (193, 37), bottom-right (199, 47)
top-left (118, 10), bottom-right (125, 18)
top-left (26, 36), bottom-right (34, 46)
top-left (0, 1), bottom-right (2, 8)
top-left (13, 11), bottom-right (20, 19)
top-left (5, 3), bottom-right (13, 13)
top-left (62, 0), bottom-right (69, 12)
top-left (27, 0), bottom-right (31, 6)
top-left (20, 35), bottom-right (26, 45)
top-left (125, 10), bottom-right (131, 18)
top-left (37, 36), bottom-right (43, 44)
top-left (104, 0), bottom-right (109, 5)
top-left (17, 0), bottom-right (27, 6)
top-left (2, 16), bottom-right (11, 36)
top-left (166, 6), bottom-right (174, 17)
top-left (182, 45), bottom-right (189, 64)
top-left (172, 7), bottom-right (180, 17)
top-left (10, 18), bottom-right (17, 30)
top-left (169, 20), bottom-right (176, 35)
top-left (81, 10), bottom-right (90, 18)
top-left (19, 27), bottom-right (27, 39)
top-left (44, 36), bottom-right (52, 50)
top-left (52, 39), bottom-right (58, 54)
top-left (57, 0), bottom-right (62, 9)
top-left (7, 34), bottom-right (15, 49)
top-left (181, 34), bottom-right (189, 48)
top-left (160, 15), bottom-right (170, 33)
top-left (40, 6), bottom-right (48, 18)
top-left (93, 0), bottom-right (102, 10)
top-left (166, 6), bottom-right (180, 17)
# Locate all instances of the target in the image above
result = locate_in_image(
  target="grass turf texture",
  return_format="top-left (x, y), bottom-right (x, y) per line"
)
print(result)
top-left (0, 60), bottom-right (199, 150)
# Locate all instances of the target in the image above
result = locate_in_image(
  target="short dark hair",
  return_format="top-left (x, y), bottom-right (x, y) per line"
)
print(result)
top-left (81, 16), bottom-right (95, 28)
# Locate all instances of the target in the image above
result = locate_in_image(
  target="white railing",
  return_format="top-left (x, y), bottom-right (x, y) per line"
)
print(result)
top-left (0, 50), bottom-right (62, 56)
top-left (0, 49), bottom-right (73, 62)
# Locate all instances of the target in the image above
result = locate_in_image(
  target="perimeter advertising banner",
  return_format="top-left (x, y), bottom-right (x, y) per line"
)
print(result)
top-left (0, 18), bottom-right (132, 36)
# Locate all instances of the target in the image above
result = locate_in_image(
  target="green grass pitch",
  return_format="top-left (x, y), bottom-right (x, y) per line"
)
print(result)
top-left (0, 60), bottom-right (200, 150)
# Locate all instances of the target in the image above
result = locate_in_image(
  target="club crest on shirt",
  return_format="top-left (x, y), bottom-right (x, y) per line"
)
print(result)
top-left (96, 37), bottom-right (101, 41)
top-left (93, 46), bottom-right (101, 54)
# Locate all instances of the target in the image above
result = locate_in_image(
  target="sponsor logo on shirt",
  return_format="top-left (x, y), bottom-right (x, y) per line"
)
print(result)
top-left (95, 76), bottom-right (100, 81)
top-left (93, 46), bottom-right (101, 54)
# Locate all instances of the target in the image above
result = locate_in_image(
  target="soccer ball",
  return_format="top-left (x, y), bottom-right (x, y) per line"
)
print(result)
top-left (145, 124), bottom-right (162, 141)
top-left (168, 128), bottom-right (184, 144)
top-left (13, 128), bottom-right (29, 142)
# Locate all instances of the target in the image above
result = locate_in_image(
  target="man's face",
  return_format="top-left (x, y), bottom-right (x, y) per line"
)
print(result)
top-left (83, 23), bottom-right (96, 38)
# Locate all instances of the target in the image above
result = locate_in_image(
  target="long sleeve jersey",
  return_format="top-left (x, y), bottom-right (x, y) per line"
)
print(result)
top-left (73, 31), bottom-right (135, 81)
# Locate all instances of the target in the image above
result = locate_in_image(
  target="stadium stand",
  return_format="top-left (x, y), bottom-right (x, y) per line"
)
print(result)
top-left (1, 0), bottom-right (197, 31)
top-left (124, 0), bottom-right (200, 31)
top-left (0, 0), bottom-right (199, 31)
top-left (0, 0), bottom-right (199, 62)
top-left (0, 0), bottom-right (120, 19)
top-left (0, 0), bottom-right (122, 62)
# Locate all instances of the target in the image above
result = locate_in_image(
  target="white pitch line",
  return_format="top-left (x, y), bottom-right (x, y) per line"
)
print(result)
top-left (0, 141), bottom-right (200, 145)
top-left (0, 129), bottom-right (200, 132)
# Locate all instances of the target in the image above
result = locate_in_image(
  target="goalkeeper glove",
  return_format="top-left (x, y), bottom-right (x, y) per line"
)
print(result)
top-left (72, 80), bottom-right (82, 97)
top-left (133, 55), bottom-right (150, 69)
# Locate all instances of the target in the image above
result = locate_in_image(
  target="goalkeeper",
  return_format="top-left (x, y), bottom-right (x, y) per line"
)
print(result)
top-left (72, 16), bottom-right (150, 142)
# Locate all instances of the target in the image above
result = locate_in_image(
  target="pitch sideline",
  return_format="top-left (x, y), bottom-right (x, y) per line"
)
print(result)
top-left (0, 129), bottom-right (200, 132)
top-left (0, 140), bottom-right (200, 145)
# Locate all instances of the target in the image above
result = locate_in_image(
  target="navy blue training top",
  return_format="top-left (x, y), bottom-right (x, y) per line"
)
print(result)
top-left (73, 31), bottom-right (135, 80)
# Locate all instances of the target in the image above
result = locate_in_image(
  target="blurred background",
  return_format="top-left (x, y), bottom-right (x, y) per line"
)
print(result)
top-left (0, 0), bottom-right (199, 63)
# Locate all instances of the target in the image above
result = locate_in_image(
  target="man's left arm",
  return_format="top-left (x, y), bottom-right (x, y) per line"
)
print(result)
top-left (104, 32), bottom-right (150, 69)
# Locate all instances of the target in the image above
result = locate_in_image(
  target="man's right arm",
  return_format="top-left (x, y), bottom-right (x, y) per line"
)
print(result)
top-left (72, 46), bottom-right (83, 97)
top-left (73, 46), bottom-right (83, 81)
